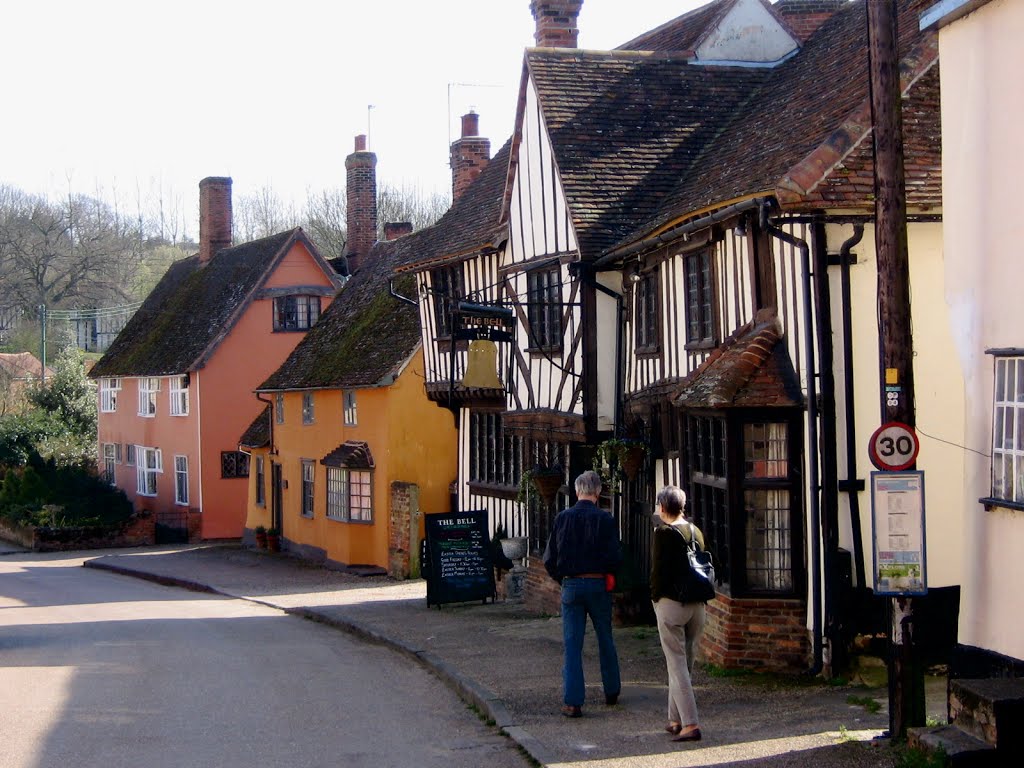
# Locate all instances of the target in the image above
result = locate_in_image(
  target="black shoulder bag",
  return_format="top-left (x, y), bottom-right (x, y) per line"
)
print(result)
top-left (673, 523), bottom-right (716, 603)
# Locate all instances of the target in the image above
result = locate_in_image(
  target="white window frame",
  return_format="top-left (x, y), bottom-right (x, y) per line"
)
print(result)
top-left (302, 392), bottom-right (315, 425)
top-left (100, 378), bottom-right (121, 413)
top-left (301, 459), bottom-right (315, 518)
top-left (135, 446), bottom-right (163, 497)
top-left (991, 355), bottom-right (1024, 504)
top-left (174, 455), bottom-right (189, 506)
top-left (169, 375), bottom-right (189, 416)
top-left (343, 390), bottom-right (357, 426)
top-left (325, 466), bottom-right (372, 523)
top-left (137, 377), bottom-right (160, 417)
top-left (102, 443), bottom-right (116, 485)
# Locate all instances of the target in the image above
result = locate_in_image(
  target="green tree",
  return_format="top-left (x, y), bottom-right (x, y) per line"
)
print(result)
top-left (26, 345), bottom-right (96, 440)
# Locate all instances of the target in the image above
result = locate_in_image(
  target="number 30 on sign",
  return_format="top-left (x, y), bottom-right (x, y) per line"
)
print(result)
top-left (868, 422), bottom-right (920, 471)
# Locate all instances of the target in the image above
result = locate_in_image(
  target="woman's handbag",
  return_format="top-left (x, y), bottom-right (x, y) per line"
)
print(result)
top-left (673, 523), bottom-right (716, 603)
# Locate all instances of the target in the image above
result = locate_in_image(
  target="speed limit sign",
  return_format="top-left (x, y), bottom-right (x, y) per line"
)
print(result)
top-left (868, 421), bottom-right (920, 471)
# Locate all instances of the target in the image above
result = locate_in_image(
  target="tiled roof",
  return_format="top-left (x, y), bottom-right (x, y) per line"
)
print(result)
top-left (626, 0), bottom-right (939, 244)
top-left (258, 234), bottom-right (422, 391)
top-left (674, 310), bottom-right (803, 409)
top-left (320, 440), bottom-right (374, 469)
top-left (393, 139), bottom-right (512, 274)
top-left (526, 49), bottom-right (770, 258)
top-left (239, 405), bottom-right (271, 449)
top-left (0, 352), bottom-right (53, 381)
top-left (90, 229), bottom-right (327, 378)
top-left (615, 0), bottom-right (733, 53)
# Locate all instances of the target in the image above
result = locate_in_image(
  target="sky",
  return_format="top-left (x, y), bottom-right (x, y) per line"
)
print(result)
top-left (0, 0), bottom-right (705, 238)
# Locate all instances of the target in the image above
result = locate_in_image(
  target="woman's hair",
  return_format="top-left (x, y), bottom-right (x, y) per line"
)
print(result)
top-left (656, 485), bottom-right (686, 519)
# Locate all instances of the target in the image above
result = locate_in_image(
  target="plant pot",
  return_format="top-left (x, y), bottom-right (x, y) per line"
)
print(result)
top-left (619, 444), bottom-right (646, 481)
top-left (255, 532), bottom-right (268, 549)
top-left (531, 471), bottom-right (563, 507)
top-left (500, 536), bottom-right (528, 561)
top-left (266, 533), bottom-right (281, 553)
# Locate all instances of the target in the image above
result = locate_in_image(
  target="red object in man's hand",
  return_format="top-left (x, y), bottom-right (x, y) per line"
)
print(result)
top-left (605, 573), bottom-right (616, 592)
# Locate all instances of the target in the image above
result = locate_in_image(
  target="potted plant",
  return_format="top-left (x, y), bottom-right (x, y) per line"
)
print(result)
top-left (517, 465), bottom-right (564, 507)
top-left (266, 527), bottom-right (281, 553)
top-left (593, 437), bottom-right (648, 489)
top-left (254, 525), bottom-right (267, 550)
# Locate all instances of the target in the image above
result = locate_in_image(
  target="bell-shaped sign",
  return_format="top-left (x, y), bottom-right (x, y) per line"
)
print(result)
top-left (461, 339), bottom-right (503, 389)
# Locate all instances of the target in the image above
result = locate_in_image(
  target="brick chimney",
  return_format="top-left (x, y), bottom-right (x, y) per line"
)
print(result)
top-left (773, 0), bottom-right (845, 43)
top-left (384, 222), bottom-right (413, 241)
top-left (531, 0), bottom-right (583, 48)
top-left (345, 135), bottom-right (377, 274)
top-left (450, 111), bottom-right (491, 202)
top-left (198, 176), bottom-right (232, 265)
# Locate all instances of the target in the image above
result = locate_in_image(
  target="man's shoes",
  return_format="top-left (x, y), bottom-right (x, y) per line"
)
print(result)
top-left (605, 693), bottom-right (619, 706)
top-left (561, 705), bottom-right (583, 718)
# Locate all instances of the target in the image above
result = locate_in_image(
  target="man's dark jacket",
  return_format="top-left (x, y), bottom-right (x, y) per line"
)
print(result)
top-left (543, 499), bottom-right (622, 582)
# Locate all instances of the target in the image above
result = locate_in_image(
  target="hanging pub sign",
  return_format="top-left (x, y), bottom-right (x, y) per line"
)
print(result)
top-left (453, 301), bottom-right (514, 342)
top-left (423, 509), bottom-right (496, 607)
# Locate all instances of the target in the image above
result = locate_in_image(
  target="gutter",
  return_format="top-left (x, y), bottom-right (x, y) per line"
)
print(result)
top-left (760, 200), bottom-right (824, 676)
top-left (594, 197), bottom-right (766, 267)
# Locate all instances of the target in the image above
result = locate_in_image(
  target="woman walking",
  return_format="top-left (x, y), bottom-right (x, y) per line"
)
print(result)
top-left (650, 485), bottom-right (707, 742)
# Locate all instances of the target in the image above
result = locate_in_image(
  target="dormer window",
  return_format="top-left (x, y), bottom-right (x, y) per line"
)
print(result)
top-left (273, 295), bottom-right (320, 331)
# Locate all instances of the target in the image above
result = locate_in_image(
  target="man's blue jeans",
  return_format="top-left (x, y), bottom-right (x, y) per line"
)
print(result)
top-left (560, 577), bottom-right (620, 707)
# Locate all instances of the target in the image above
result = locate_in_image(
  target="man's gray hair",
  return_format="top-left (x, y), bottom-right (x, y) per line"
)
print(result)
top-left (574, 470), bottom-right (603, 497)
top-left (656, 485), bottom-right (687, 519)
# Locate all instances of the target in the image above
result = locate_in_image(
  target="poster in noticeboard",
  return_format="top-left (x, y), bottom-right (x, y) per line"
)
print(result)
top-left (870, 471), bottom-right (928, 596)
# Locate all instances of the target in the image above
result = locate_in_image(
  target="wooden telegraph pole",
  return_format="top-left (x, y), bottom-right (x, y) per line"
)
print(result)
top-left (866, 0), bottom-right (925, 736)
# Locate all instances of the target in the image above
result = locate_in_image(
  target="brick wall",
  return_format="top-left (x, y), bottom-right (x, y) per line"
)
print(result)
top-left (345, 134), bottom-right (378, 274)
top-left (0, 511), bottom-right (156, 551)
top-left (774, 0), bottom-right (845, 42)
top-left (389, 481), bottom-right (421, 579)
top-left (523, 554), bottom-right (562, 615)
top-left (530, 0), bottom-right (583, 48)
top-left (701, 592), bottom-right (811, 672)
top-left (450, 112), bottom-right (490, 201)
top-left (199, 176), bottom-right (232, 264)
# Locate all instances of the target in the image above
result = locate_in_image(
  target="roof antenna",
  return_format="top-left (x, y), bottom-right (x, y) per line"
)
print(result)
top-left (367, 104), bottom-right (375, 150)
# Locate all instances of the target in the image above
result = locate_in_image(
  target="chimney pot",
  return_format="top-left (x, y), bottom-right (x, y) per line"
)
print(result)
top-left (198, 176), bottom-right (232, 265)
top-left (354, 134), bottom-right (367, 152)
top-left (461, 111), bottom-right (479, 138)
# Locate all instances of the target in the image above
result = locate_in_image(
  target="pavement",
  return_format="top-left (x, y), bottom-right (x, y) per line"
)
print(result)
top-left (12, 541), bottom-right (949, 767)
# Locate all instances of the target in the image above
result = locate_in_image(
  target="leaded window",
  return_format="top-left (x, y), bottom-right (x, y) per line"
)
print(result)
top-left (468, 411), bottom-right (521, 490)
top-left (430, 266), bottom-right (463, 338)
top-left (526, 267), bottom-right (562, 350)
top-left (325, 466), bottom-right (372, 522)
top-left (635, 270), bottom-right (659, 351)
top-left (273, 295), bottom-right (320, 331)
top-left (684, 249), bottom-right (716, 347)
top-left (221, 451), bottom-right (250, 479)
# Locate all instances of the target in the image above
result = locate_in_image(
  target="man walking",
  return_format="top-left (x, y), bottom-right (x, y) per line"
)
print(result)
top-left (543, 470), bottom-right (622, 717)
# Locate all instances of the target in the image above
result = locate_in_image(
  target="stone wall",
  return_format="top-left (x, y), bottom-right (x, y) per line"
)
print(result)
top-left (0, 511), bottom-right (155, 552)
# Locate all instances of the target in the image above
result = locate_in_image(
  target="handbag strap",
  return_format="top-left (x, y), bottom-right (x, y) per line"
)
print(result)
top-left (670, 522), bottom-right (700, 552)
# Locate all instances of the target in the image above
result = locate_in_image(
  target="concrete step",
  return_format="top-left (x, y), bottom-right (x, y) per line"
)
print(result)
top-left (950, 677), bottom-right (1024, 756)
top-left (907, 725), bottom-right (998, 767)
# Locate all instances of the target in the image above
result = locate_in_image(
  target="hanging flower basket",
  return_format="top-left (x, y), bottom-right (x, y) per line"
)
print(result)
top-left (518, 465), bottom-right (564, 507)
top-left (620, 443), bottom-right (646, 481)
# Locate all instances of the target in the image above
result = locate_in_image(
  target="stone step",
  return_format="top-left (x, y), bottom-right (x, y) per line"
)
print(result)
top-left (907, 725), bottom-right (998, 767)
top-left (950, 677), bottom-right (1024, 755)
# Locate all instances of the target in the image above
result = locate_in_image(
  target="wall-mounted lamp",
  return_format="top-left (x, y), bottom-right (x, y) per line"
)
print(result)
top-left (733, 219), bottom-right (747, 238)
top-left (418, 281), bottom-right (428, 297)
top-left (629, 272), bottom-right (642, 284)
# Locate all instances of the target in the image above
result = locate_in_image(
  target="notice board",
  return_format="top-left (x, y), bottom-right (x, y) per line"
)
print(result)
top-left (423, 510), bottom-right (495, 607)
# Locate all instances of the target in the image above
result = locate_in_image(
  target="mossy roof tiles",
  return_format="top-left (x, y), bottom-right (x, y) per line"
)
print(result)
top-left (90, 229), bottom-right (322, 378)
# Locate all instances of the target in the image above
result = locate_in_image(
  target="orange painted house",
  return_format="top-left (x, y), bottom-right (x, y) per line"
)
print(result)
top-left (89, 177), bottom-right (342, 540)
top-left (241, 138), bottom-right (459, 573)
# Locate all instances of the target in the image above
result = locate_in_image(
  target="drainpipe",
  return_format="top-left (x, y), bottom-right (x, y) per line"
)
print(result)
top-left (389, 278), bottom-right (417, 306)
top-left (761, 201), bottom-right (823, 675)
top-left (255, 392), bottom-right (276, 456)
top-left (811, 217), bottom-right (842, 673)
top-left (837, 225), bottom-right (867, 589)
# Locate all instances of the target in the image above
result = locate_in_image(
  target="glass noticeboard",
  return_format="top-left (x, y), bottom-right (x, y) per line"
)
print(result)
top-left (870, 471), bottom-right (927, 596)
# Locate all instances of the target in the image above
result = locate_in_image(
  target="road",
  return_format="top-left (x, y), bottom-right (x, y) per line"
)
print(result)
top-left (0, 552), bottom-right (528, 768)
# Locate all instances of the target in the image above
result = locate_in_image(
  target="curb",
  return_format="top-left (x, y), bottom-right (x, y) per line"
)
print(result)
top-left (82, 558), bottom-right (552, 767)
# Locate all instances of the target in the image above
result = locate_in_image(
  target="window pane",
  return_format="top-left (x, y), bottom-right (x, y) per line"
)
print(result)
top-left (744, 489), bottom-right (792, 591)
top-left (996, 359), bottom-right (1006, 401)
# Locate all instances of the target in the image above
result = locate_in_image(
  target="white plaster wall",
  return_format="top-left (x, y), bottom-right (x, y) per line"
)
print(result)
top-left (825, 221), bottom-right (963, 591)
top-left (938, 0), bottom-right (1024, 661)
top-left (697, 0), bottom-right (798, 63)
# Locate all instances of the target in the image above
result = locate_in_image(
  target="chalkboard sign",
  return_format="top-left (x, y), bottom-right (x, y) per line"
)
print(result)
top-left (423, 510), bottom-right (495, 608)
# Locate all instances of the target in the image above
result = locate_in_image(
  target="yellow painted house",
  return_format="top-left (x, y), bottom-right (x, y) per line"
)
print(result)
top-left (241, 230), bottom-right (457, 575)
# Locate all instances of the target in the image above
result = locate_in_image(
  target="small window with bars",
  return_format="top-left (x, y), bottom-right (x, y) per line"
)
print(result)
top-left (634, 270), bottom-right (659, 351)
top-left (684, 249), bottom-right (716, 347)
top-left (273, 295), bottom-right (320, 331)
top-left (526, 267), bottom-right (562, 351)
top-left (430, 266), bottom-right (463, 338)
